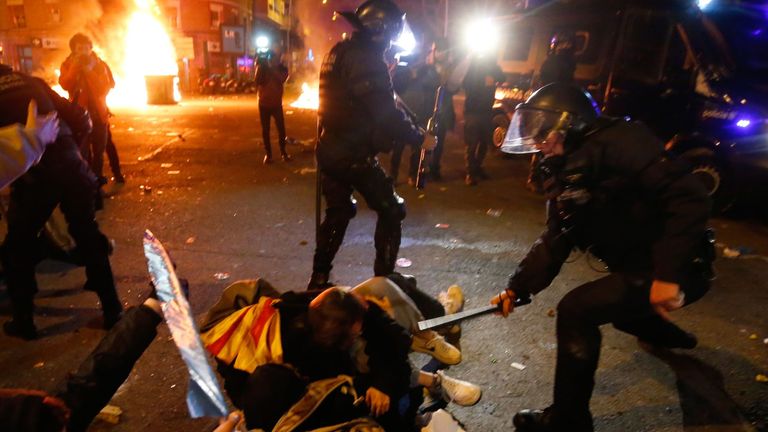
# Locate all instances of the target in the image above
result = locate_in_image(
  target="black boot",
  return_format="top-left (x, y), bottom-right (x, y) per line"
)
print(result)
top-left (513, 406), bottom-right (593, 432)
top-left (307, 272), bottom-right (334, 291)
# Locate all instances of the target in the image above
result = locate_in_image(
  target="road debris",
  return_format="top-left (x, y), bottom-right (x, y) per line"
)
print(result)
top-left (185, 237), bottom-right (196, 244)
top-left (547, 309), bottom-right (556, 318)
top-left (140, 185), bottom-right (152, 194)
top-left (96, 405), bottom-right (122, 424)
top-left (213, 272), bottom-right (230, 281)
top-left (511, 362), bottom-right (527, 371)
top-left (396, 257), bottom-right (412, 268)
top-left (435, 223), bottom-right (450, 229)
top-left (756, 374), bottom-right (768, 383)
top-left (299, 240), bottom-right (308, 245)
top-left (161, 163), bottom-right (173, 168)
top-left (33, 361), bottom-right (44, 368)
top-left (486, 208), bottom-right (503, 217)
top-left (749, 334), bottom-right (759, 340)
top-left (167, 170), bottom-right (181, 175)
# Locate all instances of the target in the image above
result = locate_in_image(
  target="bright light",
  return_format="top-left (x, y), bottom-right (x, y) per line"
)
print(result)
top-left (736, 119), bottom-right (751, 128)
top-left (464, 17), bottom-right (499, 56)
top-left (698, 0), bottom-right (714, 9)
top-left (392, 20), bottom-right (417, 56)
top-left (256, 36), bottom-right (270, 52)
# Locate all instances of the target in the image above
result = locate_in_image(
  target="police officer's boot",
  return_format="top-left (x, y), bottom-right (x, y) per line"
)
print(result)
top-left (307, 272), bottom-right (334, 291)
top-left (513, 406), bottom-right (593, 432)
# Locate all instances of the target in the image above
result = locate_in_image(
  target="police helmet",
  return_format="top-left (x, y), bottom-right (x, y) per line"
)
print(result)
top-left (501, 83), bottom-right (601, 154)
top-left (548, 32), bottom-right (575, 55)
top-left (340, 0), bottom-right (405, 41)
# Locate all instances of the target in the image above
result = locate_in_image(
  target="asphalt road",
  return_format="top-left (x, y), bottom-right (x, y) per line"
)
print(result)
top-left (0, 95), bottom-right (766, 432)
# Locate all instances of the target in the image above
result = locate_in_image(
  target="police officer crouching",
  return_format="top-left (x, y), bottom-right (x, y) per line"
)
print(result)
top-left (308, 0), bottom-right (434, 289)
top-left (0, 64), bottom-right (123, 340)
top-left (490, 84), bottom-right (714, 431)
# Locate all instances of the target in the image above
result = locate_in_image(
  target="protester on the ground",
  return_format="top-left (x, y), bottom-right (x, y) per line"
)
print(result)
top-left (59, 33), bottom-right (117, 188)
top-left (0, 63), bottom-right (122, 340)
top-left (309, 0), bottom-right (435, 290)
top-left (0, 100), bottom-right (59, 189)
top-left (255, 50), bottom-right (291, 164)
top-left (491, 83), bottom-right (713, 432)
top-left (462, 54), bottom-right (504, 186)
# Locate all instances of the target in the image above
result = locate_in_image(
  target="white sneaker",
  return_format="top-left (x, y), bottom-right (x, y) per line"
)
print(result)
top-left (438, 285), bottom-right (464, 334)
top-left (412, 331), bottom-right (462, 365)
top-left (436, 370), bottom-right (481, 406)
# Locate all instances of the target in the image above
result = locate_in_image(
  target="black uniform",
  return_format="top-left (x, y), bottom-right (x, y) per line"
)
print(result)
top-left (462, 58), bottom-right (504, 182)
top-left (509, 118), bottom-right (712, 430)
top-left (313, 32), bottom-right (423, 281)
top-left (0, 65), bottom-right (122, 338)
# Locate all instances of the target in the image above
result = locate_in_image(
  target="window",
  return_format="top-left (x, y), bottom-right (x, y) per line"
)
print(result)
top-left (210, 3), bottom-right (223, 29)
top-left (502, 25), bottom-right (533, 62)
top-left (615, 12), bottom-right (673, 84)
top-left (17, 46), bottom-right (33, 74)
top-left (9, 5), bottom-right (26, 29)
top-left (165, 7), bottom-right (178, 29)
top-left (50, 7), bottom-right (61, 24)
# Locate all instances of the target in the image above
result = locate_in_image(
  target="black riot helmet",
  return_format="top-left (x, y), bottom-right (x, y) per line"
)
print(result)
top-left (548, 32), bottom-right (575, 56)
top-left (340, 0), bottom-right (406, 42)
top-left (501, 83), bottom-right (601, 154)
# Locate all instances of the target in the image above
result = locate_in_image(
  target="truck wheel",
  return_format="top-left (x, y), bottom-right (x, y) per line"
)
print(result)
top-left (492, 114), bottom-right (510, 149)
top-left (684, 152), bottom-right (734, 214)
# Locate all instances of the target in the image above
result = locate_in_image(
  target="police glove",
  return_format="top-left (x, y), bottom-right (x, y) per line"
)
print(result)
top-left (491, 289), bottom-right (517, 318)
top-left (422, 133), bottom-right (437, 151)
top-left (650, 280), bottom-right (684, 321)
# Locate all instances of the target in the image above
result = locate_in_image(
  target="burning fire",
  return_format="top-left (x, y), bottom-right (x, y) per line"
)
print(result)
top-left (290, 82), bottom-right (319, 110)
top-left (53, 0), bottom-right (179, 107)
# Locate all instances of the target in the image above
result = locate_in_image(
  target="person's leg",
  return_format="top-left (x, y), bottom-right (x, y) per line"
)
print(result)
top-left (259, 105), bottom-right (273, 162)
top-left (274, 106), bottom-right (290, 160)
top-left (57, 302), bottom-right (163, 432)
top-left (348, 161), bottom-right (405, 276)
top-left (1, 181), bottom-right (58, 339)
top-left (407, 142), bottom-right (421, 184)
top-left (474, 116), bottom-right (492, 178)
top-left (390, 142), bottom-right (405, 184)
top-left (89, 120), bottom-right (109, 182)
top-left (104, 129), bottom-right (124, 182)
top-left (463, 114), bottom-right (480, 184)
top-left (309, 172), bottom-right (355, 289)
top-left (57, 152), bottom-right (122, 327)
top-left (386, 273), bottom-right (445, 320)
top-left (429, 126), bottom-right (447, 180)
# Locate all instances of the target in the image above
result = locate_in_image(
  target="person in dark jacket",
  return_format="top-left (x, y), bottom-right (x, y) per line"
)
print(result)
top-left (0, 64), bottom-right (123, 340)
top-left (539, 32), bottom-right (577, 87)
top-left (308, 0), bottom-right (433, 289)
top-left (492, 83), bottom-right (713, 432)
top-left (462, 55), bottom-right (504, 186)
top-left (255, 51), bottom-right (291, 164)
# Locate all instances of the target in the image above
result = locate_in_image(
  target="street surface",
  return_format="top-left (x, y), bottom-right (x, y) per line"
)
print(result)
top-left (0, 96), bottom-right (766, 431)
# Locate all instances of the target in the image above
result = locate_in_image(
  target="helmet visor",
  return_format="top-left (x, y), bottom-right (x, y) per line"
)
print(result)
top-left (500, 108), bottom-right (566, 154)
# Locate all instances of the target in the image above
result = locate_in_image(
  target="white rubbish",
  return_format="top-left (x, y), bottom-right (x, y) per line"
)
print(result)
top-left (96, 405), bottom-right (122, 424)
top-left (213, 272), bottom-right (230, 281)
top-left (511, 362), bottom-right (526, 370)
top-left (167, 170), bottom-right (181, 175)
top-left (161, 163), bottom-right (173, 168)
top-left (396, 257), bottom-right (412, 268)
top-left (486, 208), bottom-right (503, 217)
top-left (723, 247), bottom-right (741, 258)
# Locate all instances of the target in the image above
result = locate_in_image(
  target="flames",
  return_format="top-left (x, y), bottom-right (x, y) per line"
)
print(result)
top-left (290, 82), bottom-right (319, 110)
top-left (53, 0), bottom-right (179, 107)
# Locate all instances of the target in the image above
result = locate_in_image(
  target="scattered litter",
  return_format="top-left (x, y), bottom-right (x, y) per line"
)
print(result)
top-left (749, 334), bottom-right (759, 340)
top-left (418, 194), bottom-right (425, 199)
top-left (185, 237), bottom-right (195, 244)
top-left (165, 132), bottom-right (178, 136)
top-left (723, 247), bottom-right (741, 258)
top-left (167, 170), bottom-right (181, 175)
top-left (286, 110), bottom-right (294, 115)
top-left (547, 309), bottom-right (556, 318)
top-left (299, 240), bottom-right (308, 246)
top-left (140, 185), bottom-right (152, 194)
top-left (170, 384), bottom-right (177, 389)
top-left (763, 338), bottom-right (768, 345)
top-left (213, 272), bottom-right (230, 281)
top-left (96, 405), bottom-right (122, 424)
top-left (486, 208), bottom-right (503, 217)
top-left (297, 167), bottom-right (317, 175)
top-left (161, 163), bottom-right (173, 168)
top-left (439, 187), bottom-right (447, 192)
top-left (756, 374), bottom-right (768, 383)
top-left (156, 190), bottom-right (163, 195)
top-left (33, 362), bottom-right (44, 368)
top-left (396, 257), bottom-right (412, 268)
top-left (435, 223), bottom-right (450, 229)
top-left (511, 362), bottom-right (526, 370)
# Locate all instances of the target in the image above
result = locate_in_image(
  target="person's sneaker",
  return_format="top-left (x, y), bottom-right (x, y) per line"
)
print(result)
top-left (3, 319), bottom-right (38, 340)
top-left (513, 406), bottom-right (593, 432)
top-left (435, 370), bottom-right (481, 406)
top-left (464, 175), bottom-right (477, 186)
top-left (438, 285), bottom-right (464, 335)
top-left (412, 331), bottom-right (461, 365)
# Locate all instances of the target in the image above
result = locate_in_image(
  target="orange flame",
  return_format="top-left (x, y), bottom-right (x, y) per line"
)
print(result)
top-left (290, 82), bottom-right (319, 110)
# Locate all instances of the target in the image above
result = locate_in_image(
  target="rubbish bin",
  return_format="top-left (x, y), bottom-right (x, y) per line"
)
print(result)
top-left (144, 75), bottom-right (177, 105)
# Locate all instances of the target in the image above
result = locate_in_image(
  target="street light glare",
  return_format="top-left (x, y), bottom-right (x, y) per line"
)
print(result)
top-left (464, 17), bottom-right (499, 55)
top-left (392, 20), bottom-right (417, 56)
top-left (256, 36), bottom-right (269, 51)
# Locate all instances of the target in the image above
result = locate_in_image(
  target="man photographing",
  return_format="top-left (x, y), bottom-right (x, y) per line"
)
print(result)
top-left (490, 83), bottom-right (714, 432)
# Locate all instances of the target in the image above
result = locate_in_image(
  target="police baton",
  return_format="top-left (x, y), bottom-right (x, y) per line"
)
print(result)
top-left (417, 294), bottom-right (531, 331)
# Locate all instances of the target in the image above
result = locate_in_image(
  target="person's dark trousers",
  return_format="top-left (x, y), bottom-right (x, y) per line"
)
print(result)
top-left (259, 104), bottom-right (288, 158)
top-left (312, 159), bottom-right (406, 278)
top-left (105, 129), bottom-right (123, 180)
top-left (1, 139), bottom-right (122, 330)
top-left (551, 270), bottom-right (710, 431)
top-left (386, 273), bottom-right (445, 321)
top-left (463, 113), bottom-right (492, 178)
top-left (82, 120), bottom-right (109, 181)
top-left (57, 305), bottom-right (162, 432)
top-left (390, 141), bottom-right (420, 183)
top-left (428, 125), bottom-right (448, 177)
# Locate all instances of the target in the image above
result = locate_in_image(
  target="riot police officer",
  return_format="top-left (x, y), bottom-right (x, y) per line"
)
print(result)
top-left (490, 84), bottom-right (713, 431)
top-left (308, 0), bottom-right (433, 289)
top-left (0, 64), bottom-right (123, 340)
